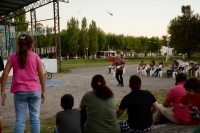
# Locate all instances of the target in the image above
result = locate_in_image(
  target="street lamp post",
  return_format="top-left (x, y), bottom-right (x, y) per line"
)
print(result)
top-left (86, 48), bottom-right (88, 58)
top-left (166, 42), bottom-right (169, 62)
top-left (165, 35), bottom-right (171, 63)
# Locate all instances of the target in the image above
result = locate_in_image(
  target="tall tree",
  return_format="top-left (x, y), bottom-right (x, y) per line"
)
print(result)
top-left (60, 30), bottom-right (70, 57)
top-left (14, 8), bottom-right (28, 32)
top-left (168, 5), bottom-right (200, 58)
top-left (97, 28), bottom-right (106, 51)
top-left (66, 17), bottom-right (80, 56)
top-left (88, 20), bottom-right (98, 56)
top-left (79, 17), bottom-right (89, 57)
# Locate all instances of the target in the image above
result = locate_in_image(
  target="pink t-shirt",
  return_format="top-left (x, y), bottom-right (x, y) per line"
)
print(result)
top-left (9, 51), bottom-right (41, 93)
top-left (166, 82), bottom-right (191, 124)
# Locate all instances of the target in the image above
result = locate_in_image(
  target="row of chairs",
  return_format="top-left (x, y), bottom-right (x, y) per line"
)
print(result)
top-left (137, 66), bottom-right (200, 78)
top-left (137, 66), bottom-right (163, 77)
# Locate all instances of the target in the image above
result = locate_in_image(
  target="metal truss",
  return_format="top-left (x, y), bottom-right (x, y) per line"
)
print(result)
top-left (30, 9), bottom-right (38, 47)
top-left (53, 0), bottom-right (61, 72)
top-left (6, 0), bottom-right (53, 19)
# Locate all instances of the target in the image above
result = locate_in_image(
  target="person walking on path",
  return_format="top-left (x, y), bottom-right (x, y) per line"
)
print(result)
top-left (1, 34), bottom-right (46, 133)
top-left (153, 73), bottom-right (191, 125)
top-left (115, 54), bottom-right (125, 87)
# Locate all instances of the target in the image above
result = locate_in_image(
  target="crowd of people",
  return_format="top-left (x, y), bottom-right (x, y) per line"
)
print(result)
top-left (0, 34), bottom-right (200, 133)
top-left (55, 74), bottom-right (200, 133)
top-left (137, 59), bottom-right (199, 78)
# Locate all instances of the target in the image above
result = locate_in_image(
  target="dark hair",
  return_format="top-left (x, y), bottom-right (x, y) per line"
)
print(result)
top-left (176, 73), bottom-right (187, 83)
top-left (61, 94), bottom-right (74, 110)
top-left (91, 75), bottom-right (113, 100)
top-left (184, 78), bottom-right (200, 93)
top-left (152, 60), bottom-right (155, 65)
top-left (129, 75), bottom-right (141, 91)
top-left (17, 34), bottom-right (33, 68)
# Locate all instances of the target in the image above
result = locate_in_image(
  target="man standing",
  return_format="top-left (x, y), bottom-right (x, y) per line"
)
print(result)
top-left (153, 73), bottom-right (191, 125)
top-left (115, 54), bottom-right (125, 87)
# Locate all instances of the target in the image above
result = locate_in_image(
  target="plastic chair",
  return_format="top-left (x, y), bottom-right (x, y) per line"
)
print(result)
top-left (158, 69), bottom-right (163, 77)
top-left (172, 71), bottom-right (177, 78)
top-left (194, 68), bottom-right (200, 77)
top-left (150, 68), bottom-right (156, 77)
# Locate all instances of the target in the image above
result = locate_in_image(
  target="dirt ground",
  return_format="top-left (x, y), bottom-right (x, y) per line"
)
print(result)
top-left (0, 64), bottom-right (196, 132)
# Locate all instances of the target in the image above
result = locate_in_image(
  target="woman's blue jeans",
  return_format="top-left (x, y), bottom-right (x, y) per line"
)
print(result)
top-left (14, 91), bottom-right (41, 133)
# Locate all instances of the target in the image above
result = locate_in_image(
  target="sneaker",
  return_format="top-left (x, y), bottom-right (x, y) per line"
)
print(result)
top-left (117, 84), bottom-right (121, 86)
top-left (119, 85), bottom-right (124, 87)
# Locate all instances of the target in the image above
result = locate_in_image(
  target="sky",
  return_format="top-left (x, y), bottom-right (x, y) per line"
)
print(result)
top-left (26, 0), bottom-right (200, 38)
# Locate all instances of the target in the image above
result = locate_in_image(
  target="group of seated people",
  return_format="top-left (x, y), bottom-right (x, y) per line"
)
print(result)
top-left (137, 60), bottom-right (164, 77)
top-left (54, 74), bottom-right (200, 133)
top-left (137, 59), bottom-right (199, 78)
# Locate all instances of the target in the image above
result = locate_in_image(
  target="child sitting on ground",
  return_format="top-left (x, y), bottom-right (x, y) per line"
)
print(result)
top-left (54, 94), bottom-right (82, 133)
top-left (179, 78), bottom-right (200, 133)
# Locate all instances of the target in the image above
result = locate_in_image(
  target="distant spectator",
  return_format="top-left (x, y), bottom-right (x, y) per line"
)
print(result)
top-left (188, 61), bottom-right (199, 77)
top-left (152, 61), bottom-right (164, 77)
top-left (178, 59), bottom-right (189, 73)
top-left (167, 59), bottom-right (179, 78)
top-left (138, 60), bottom-right (145, 73)
top-left (146, 60), bottom-right (156, 75)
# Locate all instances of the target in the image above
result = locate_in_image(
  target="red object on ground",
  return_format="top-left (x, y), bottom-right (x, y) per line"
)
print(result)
top-left (108, 57), bottom-right (116, 62)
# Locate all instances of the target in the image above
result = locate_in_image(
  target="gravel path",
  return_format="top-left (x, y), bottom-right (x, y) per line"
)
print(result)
top-left (0, 64), bottom-right (195, 132)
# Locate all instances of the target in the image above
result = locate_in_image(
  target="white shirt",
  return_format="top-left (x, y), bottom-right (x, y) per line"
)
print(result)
top-left (181, 62), bottom-right (188, 67)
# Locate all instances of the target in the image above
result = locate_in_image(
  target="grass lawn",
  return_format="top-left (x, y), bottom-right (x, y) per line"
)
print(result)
top-left (60, 55), bottom-right (200, 73)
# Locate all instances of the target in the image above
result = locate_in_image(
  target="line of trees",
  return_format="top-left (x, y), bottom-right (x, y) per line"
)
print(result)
top-left (60, 17), bottom-right (162, 57)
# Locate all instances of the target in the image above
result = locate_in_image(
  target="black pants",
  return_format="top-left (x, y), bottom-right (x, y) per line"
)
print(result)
top-left (116, 70), bottom-right (123, 85)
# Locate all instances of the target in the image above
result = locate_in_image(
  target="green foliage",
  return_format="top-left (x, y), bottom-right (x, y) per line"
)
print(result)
top-left (97, 28), bottom-right (107, 51)
top-left (168, 5), bottom-right (200, 58)
top-left (61, 29), bottom-right (70, 56)
top-left (88, 20), bottom-right (98, 55)
top-left (79, 17), bottom-right (89, 56)
top-left (13, 8), bottom-right (28, 32)
top-left (67, 17), bottom-right (80, 56)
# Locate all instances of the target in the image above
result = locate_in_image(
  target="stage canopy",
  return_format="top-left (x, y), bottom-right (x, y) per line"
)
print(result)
top-left (0, 0), bottom-right (39, 15)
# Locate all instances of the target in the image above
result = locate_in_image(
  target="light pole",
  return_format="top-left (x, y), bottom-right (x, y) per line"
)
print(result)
top-left (86, 48), bottom-right (88, 58)
top-left (165, 35), bottom-right (171, 63)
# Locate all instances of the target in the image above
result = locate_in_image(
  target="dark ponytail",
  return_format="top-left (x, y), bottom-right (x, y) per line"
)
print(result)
top-left (17, 34), bottom-right (33, 68)
top-left (91, 75), bottom-right (114, 100)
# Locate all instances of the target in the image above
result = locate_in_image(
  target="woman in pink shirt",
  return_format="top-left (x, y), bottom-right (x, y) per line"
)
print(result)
top-left (1, 34), bottom-right (45, 133)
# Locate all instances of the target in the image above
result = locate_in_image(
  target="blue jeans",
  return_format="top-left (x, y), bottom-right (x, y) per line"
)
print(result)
top-left (153, 68), bottom-right (161, 77)
top-left (167, 69), bottom-right (175, 77)
top-left (54, 126), bottom-right (60, 133)
top-left (14, 91), bottom-right (41, 133)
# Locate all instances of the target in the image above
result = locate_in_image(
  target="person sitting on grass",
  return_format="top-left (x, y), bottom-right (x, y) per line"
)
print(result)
top-left (117, 75), bottom-right (159, 133)
top-left (153, 73), bottom-right (191, 125)
top-left (80, 74), bottom-right (120, 133)
top-left (179, 77), bottom-right (200, 133)
top-left (54, 94), bottom-right (82, 133)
